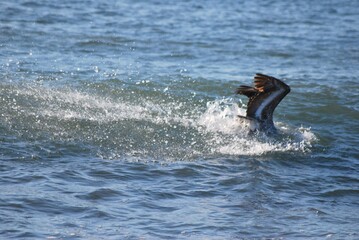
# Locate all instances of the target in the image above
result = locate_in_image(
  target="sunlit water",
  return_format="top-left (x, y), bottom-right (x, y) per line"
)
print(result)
top-left (1, 0), bottom-right (358, 239)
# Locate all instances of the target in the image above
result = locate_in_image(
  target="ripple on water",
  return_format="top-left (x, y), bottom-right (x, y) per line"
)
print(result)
top-left (1, 0), bottom-right (359, 238)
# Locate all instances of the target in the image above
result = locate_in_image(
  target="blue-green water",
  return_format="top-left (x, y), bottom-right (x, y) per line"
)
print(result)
top-left (1, 0), bottom-right (358, 239)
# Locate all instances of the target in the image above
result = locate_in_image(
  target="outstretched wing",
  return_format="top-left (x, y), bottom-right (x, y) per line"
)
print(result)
top-left (237, 73), bottom-right (290, 121)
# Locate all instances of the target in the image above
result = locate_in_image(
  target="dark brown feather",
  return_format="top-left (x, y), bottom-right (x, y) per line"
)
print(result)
top-left (235, 73), bottom-right (291, 134)
top-left (236, 85), bottom-right (258, 98)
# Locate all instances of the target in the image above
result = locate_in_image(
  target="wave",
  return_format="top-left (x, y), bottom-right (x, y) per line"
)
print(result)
top-left (0, 83), bottom-right (317, 161)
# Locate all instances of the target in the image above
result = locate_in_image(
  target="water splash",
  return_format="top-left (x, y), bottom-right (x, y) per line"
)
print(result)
top-left (0, 84), bottom-right (316, 160)
top-left (196, 99), bottom-right (317, 156)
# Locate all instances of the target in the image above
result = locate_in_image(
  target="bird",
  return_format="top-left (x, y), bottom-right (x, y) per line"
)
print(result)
top-left (236, 73), bottom-right (290, 135)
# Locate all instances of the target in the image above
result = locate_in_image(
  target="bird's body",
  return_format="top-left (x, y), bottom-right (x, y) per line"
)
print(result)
top-left (236, 73), bottom-right (290, 135)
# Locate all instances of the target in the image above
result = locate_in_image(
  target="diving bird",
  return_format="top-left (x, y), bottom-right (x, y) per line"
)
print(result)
top-left (236, 73), bottom-right (290, 135)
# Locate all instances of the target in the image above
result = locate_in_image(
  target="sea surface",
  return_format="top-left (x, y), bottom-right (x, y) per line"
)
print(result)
top-left (1, 0), bottom-right (359, 239)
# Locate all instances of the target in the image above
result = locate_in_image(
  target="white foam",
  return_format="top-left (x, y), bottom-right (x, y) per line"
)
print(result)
top-left (195, 98), bottom-right (317, 156)
top-left (197, 98), bottom-right (247, 135)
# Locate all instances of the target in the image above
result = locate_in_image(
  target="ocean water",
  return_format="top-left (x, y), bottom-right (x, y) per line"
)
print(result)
top-left (1, 0), bottom-right (358, 239)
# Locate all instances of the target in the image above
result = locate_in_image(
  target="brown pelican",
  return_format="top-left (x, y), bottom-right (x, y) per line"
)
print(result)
top-left (236, 73), bottom-right (291, 135)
